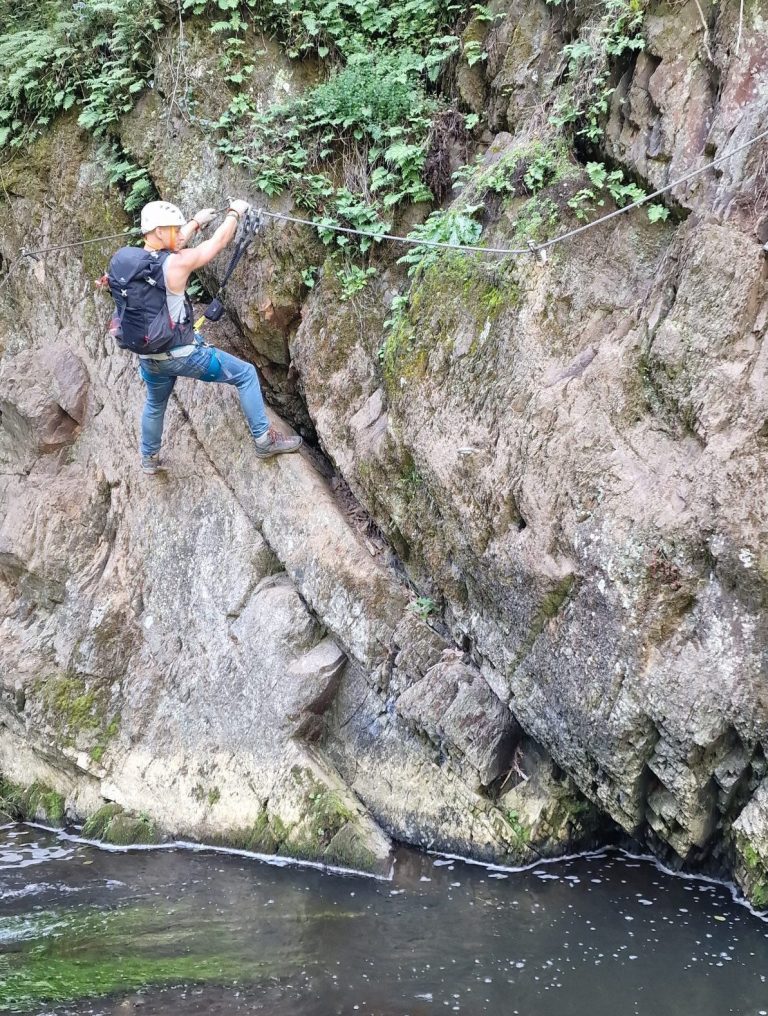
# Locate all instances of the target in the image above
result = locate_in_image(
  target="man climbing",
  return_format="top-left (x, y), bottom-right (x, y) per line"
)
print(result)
top-left (108, 199), bottom-right (301, 474)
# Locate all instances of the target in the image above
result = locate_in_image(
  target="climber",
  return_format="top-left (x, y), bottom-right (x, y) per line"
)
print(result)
top-left (107, 199), bottom-right (301, 475)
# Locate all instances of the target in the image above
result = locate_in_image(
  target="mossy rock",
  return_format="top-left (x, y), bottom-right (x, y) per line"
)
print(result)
top-left (382, 253), bottom-right (521, 392)
top-left (82, 802), bottom-right (124, 839)
top-left (83, 803), bottom-right (160, 846)
top-left (37, 672), bottom-right (121, 759)
top-left (213, 811), bottom-right (290, 855)
top-left (103, 814), bottom-right (160, 846)
top-left (737, 838), bottom-right (768, 910)
top-left (0, 776), bottom-right (66, 826)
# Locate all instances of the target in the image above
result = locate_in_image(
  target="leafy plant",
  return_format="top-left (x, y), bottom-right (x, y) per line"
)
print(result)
top-left (335, 262), bottom-right (377, 299)
top-left (463, 39), bottom-right (487, 66)
top-left (0, 0), bottom-right (164, 148)
top-left (409, 595), bottom-right (438, 620)
top-left (97, 140), bottom-right (156, 213)
top-left (505, 808), bottom-right (529, 846)
top-left (550, 0), bottom-right (648, 143)
top-left (567, 160), bottom-right (669, 223)
top-left (397, 207), bottom-right (483, 275)
top-left (210, 49), bottom-right (443, 252)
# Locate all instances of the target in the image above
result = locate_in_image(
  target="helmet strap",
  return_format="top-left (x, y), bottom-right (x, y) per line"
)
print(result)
top-left (144, 226), bottom-right (177, 252)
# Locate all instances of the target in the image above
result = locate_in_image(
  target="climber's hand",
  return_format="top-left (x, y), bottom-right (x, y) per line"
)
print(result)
top-left (192, 207), bottom-right (218, 230)
top-left (228, 199), bottom-right (251, 219)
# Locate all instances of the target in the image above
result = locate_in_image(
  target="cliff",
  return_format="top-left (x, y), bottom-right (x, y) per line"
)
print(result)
top-left (1, 0), bottom-right (766, 904)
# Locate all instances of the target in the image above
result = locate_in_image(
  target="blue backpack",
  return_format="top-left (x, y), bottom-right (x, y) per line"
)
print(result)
top-left (107, 247), bottom-right (195, 354)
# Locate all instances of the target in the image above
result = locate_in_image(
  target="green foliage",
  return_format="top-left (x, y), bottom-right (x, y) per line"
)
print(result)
top-left (409, 595), bottom-right (438, 620)
top-left (1, 0), bottom-right (476, 253)
top-left (335, 262), bottom-right (378, 299)
top-left (505, 808), bottom-right (529, 846)
top-left (0, 0), bottom-right (164, 148)
top-left (397, 207), bottom-right (483, 275)
top-left (512, 196), bottom-right (559, 244)
top-left (647, 202), bottom-right (670, 223)
top-left (83, 803), bottom-right (159, 845)
top-left (301, 265), bottom-right (319, 289)
top-left (212, 50), bottom-right (440, 251)
top-left (0, 776), bottom-right (65, 826)
top-left (459, 138), bottom-right (575, 197)
top-left (568, 160), bottom-right (669, 223)
top-left (97, 140), bottom-right (156, 213)
top-left (463, 38), bottom-right (487, 66)
top-left (223, 0), bottom-right (465, 65)
top-left (550, 0), bottom-right (648, 143)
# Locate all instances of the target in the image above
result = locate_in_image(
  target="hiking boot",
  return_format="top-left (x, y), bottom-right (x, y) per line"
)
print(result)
top-left (254, 425), bottom-right (303, 459)
top-left (141, 453), bottom-right (166, 475)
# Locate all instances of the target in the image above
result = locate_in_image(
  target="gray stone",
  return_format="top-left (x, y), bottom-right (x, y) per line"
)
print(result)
top-left (396, 661), bottom-right (518, 786)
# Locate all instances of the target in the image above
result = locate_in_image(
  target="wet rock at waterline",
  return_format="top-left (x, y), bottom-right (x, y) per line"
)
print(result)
top-left (1, 1), bottom-right (767, 905)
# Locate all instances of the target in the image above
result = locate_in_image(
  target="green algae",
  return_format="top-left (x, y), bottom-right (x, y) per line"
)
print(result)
top-left (0, 904), bottom-right (273, 1012)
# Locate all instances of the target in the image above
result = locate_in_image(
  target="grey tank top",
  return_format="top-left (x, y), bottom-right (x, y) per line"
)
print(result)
top-left (162, 258), bottom-right (187, 323)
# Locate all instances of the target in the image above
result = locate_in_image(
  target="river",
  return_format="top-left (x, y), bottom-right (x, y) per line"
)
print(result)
top-left (1, 823), bottom-right (766, 1014)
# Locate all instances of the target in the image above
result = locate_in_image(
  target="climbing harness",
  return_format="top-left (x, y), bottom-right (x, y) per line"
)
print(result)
top-left (194, 208), bottom-right (263, 330)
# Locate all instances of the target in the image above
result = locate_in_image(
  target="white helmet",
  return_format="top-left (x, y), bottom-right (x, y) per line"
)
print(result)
top-left (140, 200), bottom-right (186, 234)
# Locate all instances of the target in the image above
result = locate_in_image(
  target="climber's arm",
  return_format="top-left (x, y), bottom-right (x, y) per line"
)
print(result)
top-left (165, 200), bottom-right (250, 291)
top-left (165, 217), bottom-right (236, 290)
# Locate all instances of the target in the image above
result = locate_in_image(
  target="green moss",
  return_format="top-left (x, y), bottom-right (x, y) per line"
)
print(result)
top-left (103, 813), bottom-right (159, 846)
top-left (507, 574), bottom-right (576, 676)
top-left (0, 776), bottom-right (65, 826)
top-left (82, 803), bottom-right (123, 839)
top-left (539, 574), bottom-right (576, 620)
top-left (398, 460), bottom-right (424, 503)
top-left (38, 673), bottom-right (120, 759)
top-left (82, 803), bottom-right (159, 846)
top-left (214, 810), bottom-right (290, 855)
top-left (191, 783), bottom-right (222, 807)
top-left (742, 842), bottom-right (763, 870)
top-left (511, 195), bottom-right (560, 244)
top-left (735, 838), bottom-right (768, 909)
top-left (381, 253), bottom-right (520, 391)
top-left (306, 789), bottom-right (353, 843)
top-left (283, 767), bottom-right (356, 859)
top-left (749, 879), bottom-right (768, 909)
top-left (27, 783), bottom-right (66, 826)
top-left (46, 675), bottom-right (100, 733)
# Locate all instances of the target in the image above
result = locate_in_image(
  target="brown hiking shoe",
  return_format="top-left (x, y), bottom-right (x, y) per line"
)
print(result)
top-left (253, 425), bottom-right (302, 459)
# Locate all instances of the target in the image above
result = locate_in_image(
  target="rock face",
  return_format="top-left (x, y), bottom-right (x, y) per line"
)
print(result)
top-left (1, 1), bottom-right (767, 901)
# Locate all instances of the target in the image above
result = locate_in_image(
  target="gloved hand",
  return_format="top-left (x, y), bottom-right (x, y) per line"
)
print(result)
top-left (192, 207), bottom-right (218, 229)
top-left (228, 198), bottom-right (251, 219)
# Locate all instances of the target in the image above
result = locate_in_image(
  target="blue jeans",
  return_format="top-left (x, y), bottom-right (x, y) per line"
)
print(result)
top-left (139, 344), bottom-right (269, 458)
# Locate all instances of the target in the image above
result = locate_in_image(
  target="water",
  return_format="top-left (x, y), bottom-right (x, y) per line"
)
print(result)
top-left (1, 824), bottom-right (767, 1015)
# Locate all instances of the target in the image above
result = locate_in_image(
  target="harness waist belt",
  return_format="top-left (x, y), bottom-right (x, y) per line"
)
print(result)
top-left (139, 344), bottom-right (197, 361)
